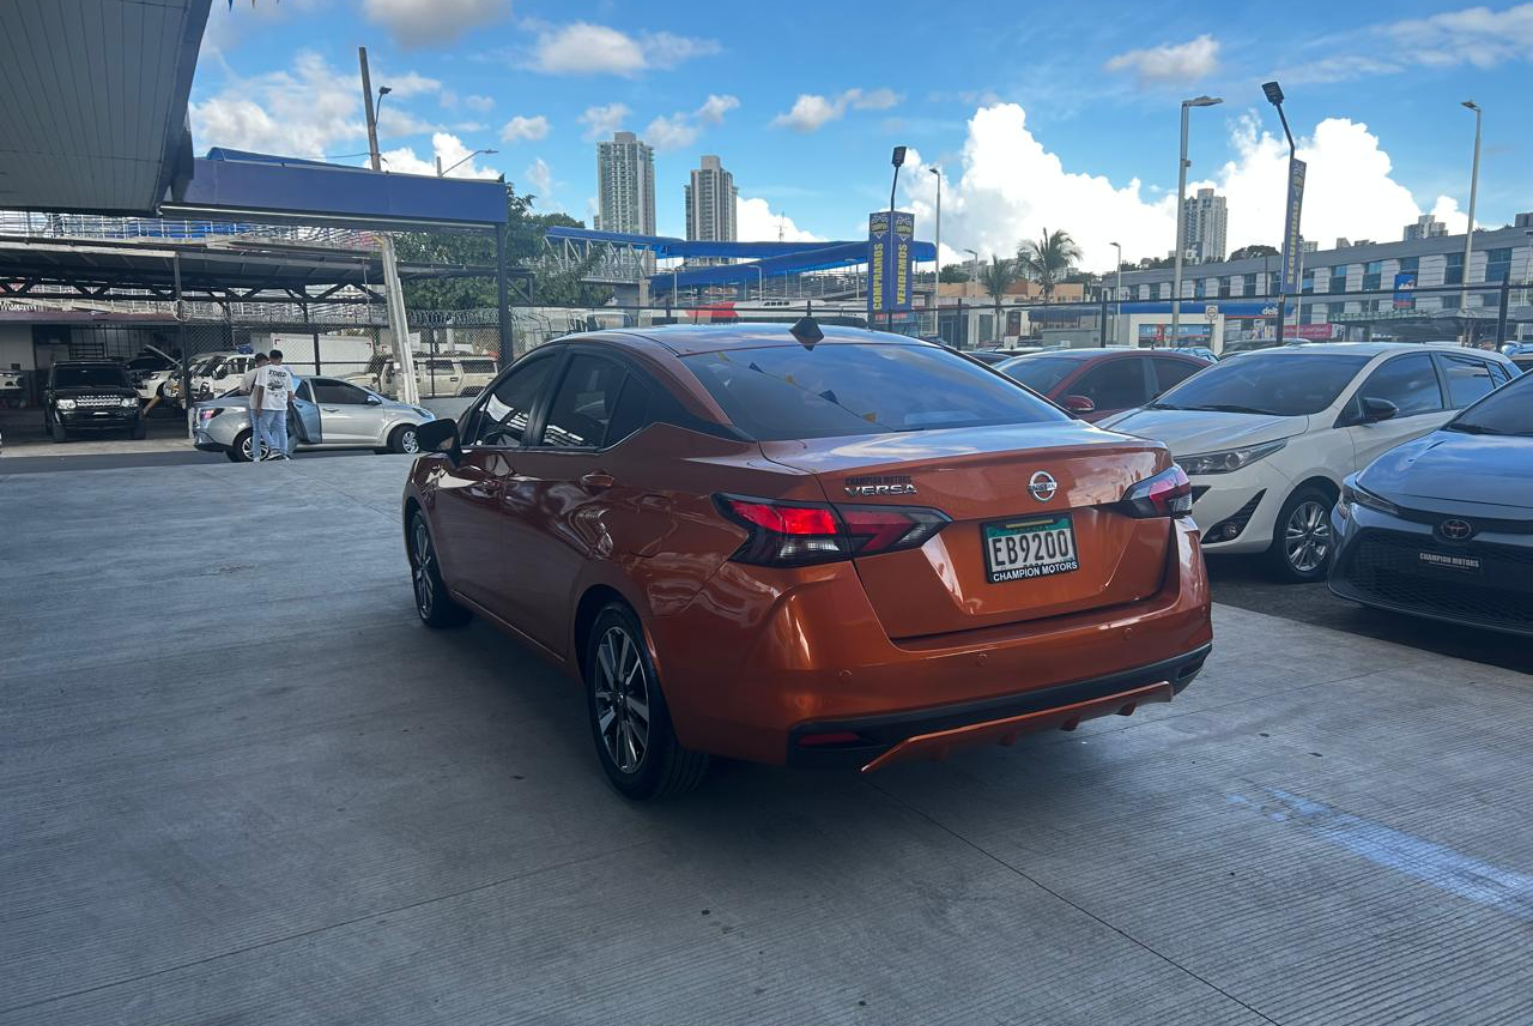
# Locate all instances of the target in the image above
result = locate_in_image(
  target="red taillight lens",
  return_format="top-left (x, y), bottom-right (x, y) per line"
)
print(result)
top-left (1120, 466), bottom-right (1194, 518)
top-left (716, 495), bottom-right (949, 567)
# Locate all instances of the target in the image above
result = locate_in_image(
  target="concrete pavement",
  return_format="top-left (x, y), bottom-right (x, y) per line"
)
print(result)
top-left (2, 457), bottom-right (1530, 1025)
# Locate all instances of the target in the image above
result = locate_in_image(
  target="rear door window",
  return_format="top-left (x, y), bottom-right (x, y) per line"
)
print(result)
top-left (312, 380), bottom-right (373, 405)
top-left (541, 355), bottom-right (627, 449)
top-left (1357, 354), bottom-right (1443, 416)
top-left (1152, 357), bottom-right (1203, 394)
top-left (1069, 358), bottom-right (1150, 409)
top-left (683, 343), bottom-right (1065, 442)
top-left (1439, 355), bottom-right (1498, 408)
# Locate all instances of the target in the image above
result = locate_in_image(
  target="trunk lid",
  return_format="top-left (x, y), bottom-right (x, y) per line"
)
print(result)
top-left (759, 423), bottom-right (1174, 639)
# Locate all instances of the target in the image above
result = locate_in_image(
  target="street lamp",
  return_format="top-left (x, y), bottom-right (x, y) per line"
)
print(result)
top-left (928, 165), bottom-right (942, 289)
top-left (1171, 95), bottom-right (1222, 348)
top-left (883, 146), bottom-right (907, 330)
top-left (1110, 241), bottom-right (1123, 345)
top-left (1262, 81), bottom-right (1299, 345)
top-left (1461, 101), bottom-right (1482, 335)
top-left (436, 148), bottom-right (498, 177)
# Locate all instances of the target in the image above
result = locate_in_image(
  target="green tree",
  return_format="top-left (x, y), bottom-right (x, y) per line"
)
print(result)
top-left (1230, 244), bottom-right (1279, 261)
top-left (938, 263), bottom-right (971, 283)
top-left (1015, 228), bottom-right (1082, 301)
top-left (978, 256), bottom-right (1018, 340)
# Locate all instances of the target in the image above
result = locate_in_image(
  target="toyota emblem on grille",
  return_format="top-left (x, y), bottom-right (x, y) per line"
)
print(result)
top-left (1028, 471), bottom-right (1058, 503)
top-left (1439, 518), bottom-right (1473, 541)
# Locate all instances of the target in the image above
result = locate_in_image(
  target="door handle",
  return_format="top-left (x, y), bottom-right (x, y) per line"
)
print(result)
top-left (581, 472), bottom-right (615, 491)
top-left (322, 407), bottom-right (340, 412)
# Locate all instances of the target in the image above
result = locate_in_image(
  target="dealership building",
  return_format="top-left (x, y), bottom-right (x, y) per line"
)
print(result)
top-left (1111, 223), bottom-right (1533, 350)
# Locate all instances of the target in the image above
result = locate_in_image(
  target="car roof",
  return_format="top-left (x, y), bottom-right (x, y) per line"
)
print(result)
top-left (1001, 347), bottom-right (1201, 361)
top-left (557, 323), bottom-right (933, 357)
top-left (1247, 341), bottom-right (1496, 359)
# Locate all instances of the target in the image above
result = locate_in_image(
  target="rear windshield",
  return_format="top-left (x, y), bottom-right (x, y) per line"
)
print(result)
top-left (1153, 352), bottom-right (1370, 417)
top-left (1447, 374), bottom-right (1533, 436)
top-left (53, 365), bottom-right (129, 389)
top-left (998, 355), bottom-right (1079, 394)
top-left (683, 343), bottom-right (1067, 441)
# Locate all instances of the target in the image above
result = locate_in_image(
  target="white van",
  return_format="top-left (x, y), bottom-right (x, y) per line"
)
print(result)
top-left (345, 354), bottom-right (499, 398)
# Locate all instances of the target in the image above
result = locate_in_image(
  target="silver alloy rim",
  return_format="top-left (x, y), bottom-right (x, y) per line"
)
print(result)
top-left (594, 625), bottom-right (651, 774)
top-left (1284, 499), bottom-right (1332, 574)
top-left (241, 434), bottom-right (268, 462)
top-left (400, 428), bottom-right (420, 453)
top-left (411, 520), bottom-right (435, 616)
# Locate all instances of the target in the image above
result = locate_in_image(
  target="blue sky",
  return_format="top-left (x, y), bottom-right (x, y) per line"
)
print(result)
top-left (193, 0), bottom-right (1533, 270)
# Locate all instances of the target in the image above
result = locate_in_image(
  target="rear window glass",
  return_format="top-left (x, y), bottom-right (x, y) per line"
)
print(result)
top-left (683, 343), bottom-right (1066, 441)
top-left (53, 365), bottom-right (129, 389)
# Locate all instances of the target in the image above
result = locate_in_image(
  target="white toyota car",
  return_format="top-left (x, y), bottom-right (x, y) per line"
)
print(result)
top-left (1101, 343), bottom-right (1518, 581)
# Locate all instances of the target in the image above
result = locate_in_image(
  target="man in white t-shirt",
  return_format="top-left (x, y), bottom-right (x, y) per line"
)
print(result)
top-left (249, 350), bottom-right (293, 461)
top-left (237, 351), bottom-right (268, 395)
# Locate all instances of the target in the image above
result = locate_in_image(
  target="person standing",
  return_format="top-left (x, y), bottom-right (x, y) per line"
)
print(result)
top-left (249, 349), bottom-right (293, 461)
top-left (237, 351), bottom-right (269, 395)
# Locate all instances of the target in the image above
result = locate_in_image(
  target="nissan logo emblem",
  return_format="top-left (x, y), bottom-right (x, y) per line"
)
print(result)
top-left (1439, 518), bottom-right (1473, 541)
top-left (1029, 471), bottom-right (1058, 503)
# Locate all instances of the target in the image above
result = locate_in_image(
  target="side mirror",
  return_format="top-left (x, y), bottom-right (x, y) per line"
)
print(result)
top-left (415, 418), bottom-right (461, 462)
top-left (1062, 395), bottom-right (1096, 414)
top-left (1357, 396), bottom-right (1399, 425)
top-left (366, 394), bottom-right (383, 405)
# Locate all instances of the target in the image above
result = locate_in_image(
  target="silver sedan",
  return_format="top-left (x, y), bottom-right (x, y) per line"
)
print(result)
top-left (191, 376), bottom-right (435, 462)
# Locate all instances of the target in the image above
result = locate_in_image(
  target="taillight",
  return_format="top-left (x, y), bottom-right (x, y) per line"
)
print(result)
top-left (715, 494), bottom-right (949, 567)
top-left (1120, 466), bottom-right (1194, 518)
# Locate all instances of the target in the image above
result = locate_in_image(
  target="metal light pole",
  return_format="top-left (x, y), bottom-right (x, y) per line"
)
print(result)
top-left (1460, 101), bottom-right (1482, 340)
top-left (754, 264), bottom-right (764, 301)
top-left (1263, 81), bottom-right (1298, 346)
top-left (1110, 241), bottom-right (1123, 345)
top-left (358, 47), bottom-right (418, 405)
top-left (437, 148), bottom-right (498, 177)
top-left (1171, 96), bottom-right (1222, 348)
top-left (885, 146), bottom-right (907, 331)
top-left (928, 165), bottom-right (942, 283)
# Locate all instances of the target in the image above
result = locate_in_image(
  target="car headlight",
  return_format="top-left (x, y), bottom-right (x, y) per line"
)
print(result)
top-left (1176, 439), bottom-right (1287, 476)
top-left (1341, 480), bottom-right (1398, 517)
top-left (56, 398), bottom-right (76, 410)
top-left (120, 397), bottom-right (139, 408)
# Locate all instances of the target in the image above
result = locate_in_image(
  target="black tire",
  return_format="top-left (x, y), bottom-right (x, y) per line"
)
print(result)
top-left (408, 512), bottom-right (470, 628)
top-left (224, 448), bottom-right (243, 463)
top-left (584, 602), bottom-right (708, 800)
top-left (49, 415), bottom-right (68, 443)
top-left (388, 423), bottom-right (422, 455)
top-left (230, 428), bottom-right (263, 463)
top-left (1267, 485), bottom-right (1335, 583)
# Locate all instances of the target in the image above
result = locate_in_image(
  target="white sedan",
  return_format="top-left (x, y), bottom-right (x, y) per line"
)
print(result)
top-left (1101, 342), bottom-right (1518, 581)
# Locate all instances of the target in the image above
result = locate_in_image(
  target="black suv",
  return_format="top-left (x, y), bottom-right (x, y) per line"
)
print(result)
top-left (43, 361), bottom-right (145, 441)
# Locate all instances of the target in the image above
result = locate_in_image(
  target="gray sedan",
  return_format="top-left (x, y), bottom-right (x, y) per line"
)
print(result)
top-left (191, 376), bottom-right (435, 462)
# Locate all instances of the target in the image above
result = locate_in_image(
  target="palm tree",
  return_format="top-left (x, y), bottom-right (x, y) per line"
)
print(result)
top-left (1016, 228), bottom-right (1083, 301)
top-left (977, 256), bottom-right (1018, 344)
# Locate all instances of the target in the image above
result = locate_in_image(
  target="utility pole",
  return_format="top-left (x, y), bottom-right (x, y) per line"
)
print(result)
top-left (1111, 241), bottom-right (1123, 346)
top-left (1171, 96), bottom-right (1222, 349)
top-left (1460, 101), bottom-right (1482, 344)
top-left (358, 46), bottom-right (418, 405)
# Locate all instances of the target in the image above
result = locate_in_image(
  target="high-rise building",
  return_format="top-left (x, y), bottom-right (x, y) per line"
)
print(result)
top-left (685, 155), bottom-right (737, 245)
top-left (595, 131), bottom-right (655, 236)
top-left (1181, 187), bottom-right (1228, 263)
top-left (1403, 214), bottom-right (1448, 241)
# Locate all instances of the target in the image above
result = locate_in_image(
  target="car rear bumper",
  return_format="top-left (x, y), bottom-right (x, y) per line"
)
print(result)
top-left (651, 518), bottom-right (1213, 766)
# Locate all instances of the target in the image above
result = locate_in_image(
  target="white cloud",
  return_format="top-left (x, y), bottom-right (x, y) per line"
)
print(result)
top-left (736, 197), bottom-right (825, 243)
top-left (525, 158), bottom-right (555, 201)
top-left (380, 132), bottom-right (502, 178)
top-left (376, 105), bottom-right (437, 138)
top-left (643, 94), bottom-right (740, 151)
top-left (465, 94), bottom-right (496, 112)
top-left (901, 103), bottom-right (1465, 274)
top-left (770, 87), bottom-right (902, 132)
top-left (190, 51), bottom-right (363, 159)
top-left (578, 102), bottom-right (630, 141)
top-left (530, 22), bottom-right (719, 76)
top-left (1104, 34), bottom-right (1220, 85)
top-left (362, 0), bottom-right (510, 48)
top-left (500, 115), bottom-right (550, 142)
top-left (1281, 3), bottom-right (1533, 83)
top-left (380, 70), bottom-right (442, 99)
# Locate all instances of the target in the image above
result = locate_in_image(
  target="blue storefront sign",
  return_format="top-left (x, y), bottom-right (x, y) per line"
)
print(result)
top-left (1393, 271), bottom-right (1417, 309)
top-left (1279, 158), bottom-right (1306, 295)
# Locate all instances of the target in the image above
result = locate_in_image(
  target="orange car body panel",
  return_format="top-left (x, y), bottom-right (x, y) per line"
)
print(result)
top-left (403, 327), bottom-right (1214, 769)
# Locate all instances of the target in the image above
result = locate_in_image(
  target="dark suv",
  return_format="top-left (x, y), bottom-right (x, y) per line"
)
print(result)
top-left (43, 361), bottom-right (145, 441)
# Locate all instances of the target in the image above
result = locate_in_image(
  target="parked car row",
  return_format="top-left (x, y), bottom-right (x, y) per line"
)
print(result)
top-left (192, 376), bottom-right (435, 461)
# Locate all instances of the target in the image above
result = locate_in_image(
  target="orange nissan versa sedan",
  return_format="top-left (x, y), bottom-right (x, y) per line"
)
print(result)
top-left (404, 321), bottom-right (1212, 799)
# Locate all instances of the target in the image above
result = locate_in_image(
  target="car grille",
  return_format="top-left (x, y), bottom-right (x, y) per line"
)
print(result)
top-left (74, 395), bottom-right (126, 408)
top-left (1339, 530), bottom-right (1533, 631)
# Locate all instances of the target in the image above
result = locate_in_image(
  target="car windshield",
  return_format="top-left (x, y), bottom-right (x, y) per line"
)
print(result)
top-left (998, 355), bottom-right (1080, 394)
top-left (683, 343), bottom-right (1068, 441)
top-left (1151, 352), bottom-right (1371, 416)
top-left (1446, 375), bottom-right (1533, 436)
top-left (53, 365), bottom-right (128, 389)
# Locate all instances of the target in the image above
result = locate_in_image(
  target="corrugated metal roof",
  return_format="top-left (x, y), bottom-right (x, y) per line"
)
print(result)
top-left (0, 0), bottom-right (208, 214)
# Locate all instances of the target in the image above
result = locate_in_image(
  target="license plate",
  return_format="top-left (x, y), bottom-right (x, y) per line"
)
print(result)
top-left (1418, 551), bottom-right (1481, 574)
top-left (983, 514), bottom-right (1080, 583)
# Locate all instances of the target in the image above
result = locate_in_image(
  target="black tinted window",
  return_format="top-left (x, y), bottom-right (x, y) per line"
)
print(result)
top-left (684, 344), bottom-right (1066, 442)
top-left (1071, 359), bottom-right (1148, 409)
top-left (1000, 356), bottom-right (1077, 394)
top-left (605, 378), bottom-right (651, 445)
top-left (1357, 354), bottom-right (1442, 417)
top-left (312, 380), bottom-right (372, 405)
top-left (1153, 357), bottom-right (1203, 393)
top-left (542, 355), bottom-right (626, 449)
top-left (472, 358), bottom-right (554, 446)
top-left (1441, 357), bottom-right (1497, 408)
top-left (53, 365), bottom-right (128, 389)
top-left (1448, 374), bottom-right (1533, 436)
top-left (1157, 353), bottom-right (1371, 416)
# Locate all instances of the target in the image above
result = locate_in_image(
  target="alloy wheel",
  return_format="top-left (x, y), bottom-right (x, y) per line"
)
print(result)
top-left (411, 519), bottom-right (436, 617)
top-left (240, 433), bottom-right (268, 462)
top-left (593, 625), bottom-right (652, 774)
top-left (400, 427), bottom-right (420, 453)
top-left (1284, 499), bottom-right (1332, 574)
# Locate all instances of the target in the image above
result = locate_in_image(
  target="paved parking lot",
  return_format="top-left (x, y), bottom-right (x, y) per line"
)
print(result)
top-left (3, 458), bottom-right (1531, 1025)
